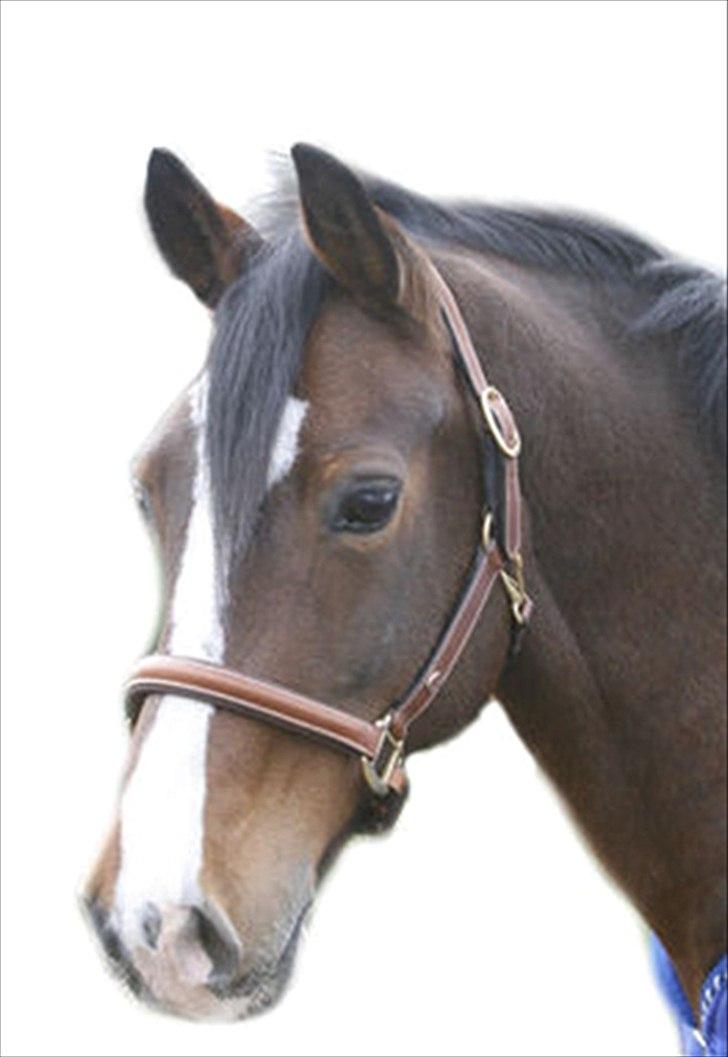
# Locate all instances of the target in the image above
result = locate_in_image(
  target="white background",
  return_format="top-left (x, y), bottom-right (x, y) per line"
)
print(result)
top-left (2, 3), bottom-right (725, 1056)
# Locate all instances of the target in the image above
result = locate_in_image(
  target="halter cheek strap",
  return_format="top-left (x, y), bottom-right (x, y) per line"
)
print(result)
top-left (124, 262), bottom-right (533, 803)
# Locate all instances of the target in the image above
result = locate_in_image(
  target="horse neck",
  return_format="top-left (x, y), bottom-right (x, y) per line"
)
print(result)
top-left (442, 249), bottom-right (726, 1009)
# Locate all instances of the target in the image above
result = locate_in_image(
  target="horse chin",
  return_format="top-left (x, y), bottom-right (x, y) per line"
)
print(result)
top-left (136, 969), bottom-right (291, 1023)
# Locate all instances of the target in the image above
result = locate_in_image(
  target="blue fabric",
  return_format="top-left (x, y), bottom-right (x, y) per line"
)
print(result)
top-left (651, 933), bottom-right (728, 1056)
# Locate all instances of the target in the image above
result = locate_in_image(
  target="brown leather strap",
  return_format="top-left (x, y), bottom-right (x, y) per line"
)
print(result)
top-left (428, 262), bottom-right (491, 395)
top-left (427, 260), bottom-right (524, 563)
top-left (388, 544), bottom-right (503, 740)
top-left (124, 545), bottom-right (504, 791)
top-left (125, 655), bottom-right (410, 794)
top-left (504, 458), bottom-right (522, 561)
top-left (123, 260), bottom-right (532, 800)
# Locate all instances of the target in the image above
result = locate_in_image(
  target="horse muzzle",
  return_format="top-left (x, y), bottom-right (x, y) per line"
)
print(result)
top-left (82, 892), bottom-right (308, 1020)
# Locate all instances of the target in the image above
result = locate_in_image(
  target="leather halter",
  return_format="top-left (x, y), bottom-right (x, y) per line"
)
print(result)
top-left (124, 262), bottom-right (533, 804)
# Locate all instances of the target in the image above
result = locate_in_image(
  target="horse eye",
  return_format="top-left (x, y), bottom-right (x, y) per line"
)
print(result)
top-left (132, 479), bottom-right (153, 521)
top-left (331, 478), bottom-right (401, 534)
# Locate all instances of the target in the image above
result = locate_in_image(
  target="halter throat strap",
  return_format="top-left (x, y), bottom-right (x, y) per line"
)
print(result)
top-left (124, 262), bottom-right (533, 801)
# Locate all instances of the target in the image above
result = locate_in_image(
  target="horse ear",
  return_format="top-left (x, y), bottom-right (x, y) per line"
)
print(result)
top-left (291, 144), bottom-right (440, 328)
top-left (291, 144), bottom-right (398, 311)
top-left (144, 149), bottom-right (262, 308)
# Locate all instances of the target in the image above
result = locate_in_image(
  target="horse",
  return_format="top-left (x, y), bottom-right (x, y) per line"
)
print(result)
top-left (83, 144), bottom-right (726, 1049)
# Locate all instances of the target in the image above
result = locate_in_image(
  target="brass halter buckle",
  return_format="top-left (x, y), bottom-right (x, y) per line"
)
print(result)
top-left (361, 713), bottom-right (405, 797)
top-left (480, 386), bottom-right (522, 458)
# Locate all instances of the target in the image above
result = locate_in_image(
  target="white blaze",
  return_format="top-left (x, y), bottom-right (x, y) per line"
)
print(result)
top-left (114, 384), bottom-right (308, 949)
top-left (115, 375), bottom-right (221, 947)
top-left (267, 396), bottom-right (308, 489)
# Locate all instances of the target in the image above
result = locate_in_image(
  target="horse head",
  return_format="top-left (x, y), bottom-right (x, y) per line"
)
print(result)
top-left (83, 146), bottom-right (519, 1019)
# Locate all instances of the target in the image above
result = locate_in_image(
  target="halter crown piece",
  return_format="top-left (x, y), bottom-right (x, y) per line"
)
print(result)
top-left (124, 262), bottom-right (533, 810)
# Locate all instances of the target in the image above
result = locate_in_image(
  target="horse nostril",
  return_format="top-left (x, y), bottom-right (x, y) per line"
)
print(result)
top-left (140, 902), bottom-right (161, 949)
top-left (192, 904), bottom-right (242, 992)
top-left (84, 894), bottom-right (242, 994)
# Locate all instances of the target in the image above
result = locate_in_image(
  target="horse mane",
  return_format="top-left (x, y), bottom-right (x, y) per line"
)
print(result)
top-left (207, 160), bottom-right (726, 556)
top-left (356, 171), bottom-right (726, 451)
top-left (284, 161), bottom-right (726, 433)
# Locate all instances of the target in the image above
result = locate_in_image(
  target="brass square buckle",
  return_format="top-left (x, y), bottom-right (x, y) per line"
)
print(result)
top-left (361, 713), bottom-right (404, 797)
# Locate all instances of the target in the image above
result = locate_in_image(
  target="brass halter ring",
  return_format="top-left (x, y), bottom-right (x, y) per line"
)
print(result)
top-left (480, 386), bottom-right (522, 458)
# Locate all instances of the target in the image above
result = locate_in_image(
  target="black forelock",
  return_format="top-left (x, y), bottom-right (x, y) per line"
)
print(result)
top-left (206, 229), bottom-right (330, 559)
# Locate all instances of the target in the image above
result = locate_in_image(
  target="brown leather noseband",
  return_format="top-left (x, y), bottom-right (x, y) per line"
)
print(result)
top-left (124, 262), bottom-right (532, 806)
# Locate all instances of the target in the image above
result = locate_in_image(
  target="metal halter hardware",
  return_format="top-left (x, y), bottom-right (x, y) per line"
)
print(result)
top-left (361, 715), bottom-right (405, 797)
top-left (481, 385), bottom-right (522, 458)
top-left (124, 261), bottom-right (533, 802)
